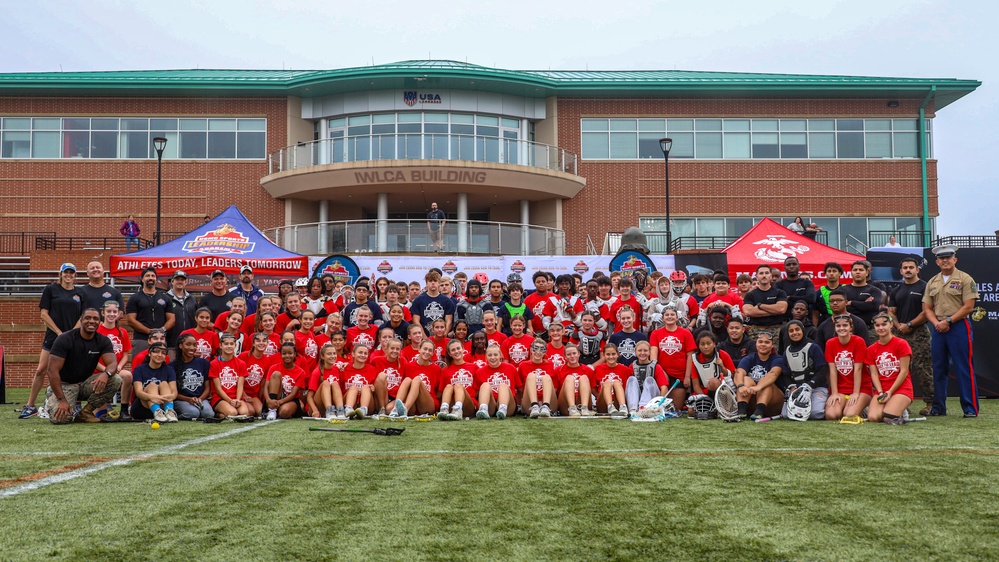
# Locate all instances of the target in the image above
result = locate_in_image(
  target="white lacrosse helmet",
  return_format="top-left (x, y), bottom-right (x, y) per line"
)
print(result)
top-left (714, 380), bottom-right (741, 421)
top-left (686, 394), bottom-right (716, 420)
top-left (294, 277), bottom-right (309, 287)
top-left (640, 396), bottom-right (675, 418)
top-left (786, 384), bottom-right (813, 422)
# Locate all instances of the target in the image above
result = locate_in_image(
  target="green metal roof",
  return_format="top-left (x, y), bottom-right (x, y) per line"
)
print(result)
top-left (0, 60), bottom-right (980, 109)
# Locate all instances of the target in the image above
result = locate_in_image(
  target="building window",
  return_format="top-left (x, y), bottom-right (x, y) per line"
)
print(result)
top-left (0, 117), bottom-right (266, 160)
top-left (326, 112), bottom-right (522, 165)
top-left (581, 118), bottom-right (931, 160)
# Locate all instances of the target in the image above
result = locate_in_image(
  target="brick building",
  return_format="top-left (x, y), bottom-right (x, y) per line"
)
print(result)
top-left (0, 61), bottom-right (980, 386)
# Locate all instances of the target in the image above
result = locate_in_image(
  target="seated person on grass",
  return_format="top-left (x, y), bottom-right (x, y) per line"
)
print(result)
top-left (824, 314), bottom-right (870, 421)
top-left (172, 333), bottom-right (214, 420)
top-left (866, 312), bottom-right (914, 425)
top-left (733, 331), bottom-right (785, 420)
top-left (395, 340), bottom-right (442, 417)
top-left (439, 339), bottom-right (479, 421)
top-left (265, 342), bottom-right (308, 420)
top-left (557, 344), bottom-right (594, 417)
top-left (591, 343), bottom-right (631, 418)
top-left (687, 332), bottom-right (735, 417)
top-left (342, 344), bottom-right (378, 420)
top-left (131, 343), bottom-right (179, 423)
top-left (519, 338), bottom-right (558, 418)
top-left (209, 333), bottom-right (251, 419)
top-left (474, 344), bottom-right (519, 420)
top-left (44, 308), bottom-right (121, 425)
top-left (307, 343), bottom-right (346, 419)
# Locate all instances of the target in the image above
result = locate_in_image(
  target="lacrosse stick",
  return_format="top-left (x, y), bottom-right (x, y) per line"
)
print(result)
top-left (308, 427), bottom-right (405, 436)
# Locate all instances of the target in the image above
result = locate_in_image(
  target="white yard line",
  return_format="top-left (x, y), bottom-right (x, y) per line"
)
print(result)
top-left (4, 443), bottom-right (995, 458)
top-left (0, 420), bottom-right (278, 499)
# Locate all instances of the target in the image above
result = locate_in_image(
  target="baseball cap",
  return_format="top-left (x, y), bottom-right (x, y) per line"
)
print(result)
top-left (172, 270), bottom-right (188, 279)
top-left (240, 265), bottom-right (253, 274)
top-left (211, 269), bottom-right (226, 278)
top-left (60, 263), bottom-right (77, 273)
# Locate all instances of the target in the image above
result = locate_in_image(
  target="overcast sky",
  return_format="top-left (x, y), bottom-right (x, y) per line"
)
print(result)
top-left (1, 0), bottom-right (993, 237)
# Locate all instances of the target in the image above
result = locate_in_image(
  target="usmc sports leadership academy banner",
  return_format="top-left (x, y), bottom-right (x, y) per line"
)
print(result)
top-left (308, 255), bottom-right (679, 286)
top-left (870, 246), bottom-right (999, 398)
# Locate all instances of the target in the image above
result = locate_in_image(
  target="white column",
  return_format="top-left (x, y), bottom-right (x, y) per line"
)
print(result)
top-left (457, 193), bottom-right (468, 253)
top-left (377, 193), bottom-right (388, 253)
top-left (520, 199), bottom-right (530, 255)
top-left (318, 200), bottom-right (329, 255)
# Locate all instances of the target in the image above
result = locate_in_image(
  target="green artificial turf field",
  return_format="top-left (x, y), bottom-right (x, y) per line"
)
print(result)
top-left (2, 388), bottom-right (998, 561)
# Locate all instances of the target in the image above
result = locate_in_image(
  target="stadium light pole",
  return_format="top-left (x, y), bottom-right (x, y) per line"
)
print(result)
top-left (659, 138), bottom-right (673, 251)
top-left (153, 137), bottom-right (167, 246)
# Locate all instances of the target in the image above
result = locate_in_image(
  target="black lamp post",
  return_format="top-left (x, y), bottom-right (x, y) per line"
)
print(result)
top-left (152, 137), bottom-right (167, 246)
top-left (658, 138), bottom-right (673, 251)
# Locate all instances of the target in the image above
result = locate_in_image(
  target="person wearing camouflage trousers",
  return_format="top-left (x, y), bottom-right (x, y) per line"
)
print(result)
top-left (888, 257), bottom-right (933, 415)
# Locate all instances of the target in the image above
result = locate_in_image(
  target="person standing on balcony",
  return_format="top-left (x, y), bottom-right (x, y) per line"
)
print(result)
top-left (427, 202), bottom-right (446, 252)
top-left (120, 215), bottom-right (140, 251)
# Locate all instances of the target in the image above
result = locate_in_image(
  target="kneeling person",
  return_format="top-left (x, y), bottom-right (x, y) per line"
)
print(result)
top-left (778, 320), bottom-right (829, 420)
top-left (45, 308), bottom-right (122, 424)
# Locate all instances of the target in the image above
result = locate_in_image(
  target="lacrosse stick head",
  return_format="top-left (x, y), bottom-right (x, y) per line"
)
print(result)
top-left (715, 380), bottom-right (740, 421)
top-left (786, 385), bottom-right (812, 422)
top-left (639, 396), bottom-right (675, 418)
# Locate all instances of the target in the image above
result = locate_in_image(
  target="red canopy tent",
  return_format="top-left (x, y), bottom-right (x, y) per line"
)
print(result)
top-left (723, 218), bottom-right (863, 287)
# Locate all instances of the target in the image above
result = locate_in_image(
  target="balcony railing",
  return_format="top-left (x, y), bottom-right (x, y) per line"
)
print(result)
top-left (604, 230), bottom-right (829, 255)
top-left (263, 219), bottom-right (565, 256)
top-left (267, 134), bottom-right (579, 176)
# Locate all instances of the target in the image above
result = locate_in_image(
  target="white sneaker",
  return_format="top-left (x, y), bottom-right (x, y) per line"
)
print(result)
top-left (476, 408), bottom-right (490, 420)
top-left (606, 404), bottom-right (617, 416)
top-left (497, 405), bottom-right (507, 420)
top-left (529, 404), bottom-right (540, 418)
top-left (165, 408), bottom-right (179, 422)
top-left (153, 409), bottom-right (168, 422)
top-left (438, 405), bottom-right (450, 420)
top-left (266, 409), bottom-right (277, 421)
top-left (325, 405), bottom-right (336, 419)
top-left (580, 406), bottom-right (593, 417)
top-left (395, 398), bottom-right (408, 418)
top-left (539, 404), bottom-right (552, 418)
top-left (568, 405), bottom-right (581, 418)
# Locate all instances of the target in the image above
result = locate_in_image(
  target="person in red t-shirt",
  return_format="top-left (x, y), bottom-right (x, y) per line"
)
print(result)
top-left (700, 275), bottom-right (743, 318)
top-left (649, 308), bottom-right (696, 394)
top-left (180, 307), bottom-right (220, 360)
top-left (518, 338), bottom-right (558, 418)
top-left (345, 306), bottom-right (378, 354)
top-left (238, 332), bottom-right (274, 416)
top-left (342, 344), bottom-right (378, 419)
top-left (294, 310), bottom-right (327, 377)
top-left (306, 343), bottom-right (345, 419)
top-left (368, 327), bottom-right (396, 364)
top-left (556, 344), bottom-right (594, 417)
top-left (609, 277), bottom-right (643, 333)
top-left (209, 333), bottom-right (250, 418)
top-left (396, 340), bottom-right (442, 416)
top-left (866, 313), bottom-right (913, 424)
top-left (688, 332), bottom-right (735, 398)
top-left (96, 301), bottom-right (134, 416)
top-left (545, 323), bottom-right (568, 370)
top-left (501, 315), bottom-right (534, 367)
top-left (524, 272), bottom-right (558, 337)
top-left (824, 314), bottom-right (870, 421)
top-left (439, 339), bottom-right (479, 420)
top-left (373, 338), bottom-right (407, 414)
top-left (590, 343), bottom-right (631, 417)
top-left (264, 342), bottom-right (308, 420)
top-left (481, 310), bottom-right (506, 349)
top-left (401, 324), bottom-right (425, 363)
top-left (428, 318), bottom-right (449, 365)
top-left (474, 344), bottom-right (518, 419)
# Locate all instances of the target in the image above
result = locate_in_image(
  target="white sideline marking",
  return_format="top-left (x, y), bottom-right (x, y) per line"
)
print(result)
top-left (4, 444), bottom-right (995, 458)
top-left (0, 420), bottom-right (278, 498)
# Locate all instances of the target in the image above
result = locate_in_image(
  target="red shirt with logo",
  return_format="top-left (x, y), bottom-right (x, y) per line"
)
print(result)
top-left (824, 335), bottom-right (870, 395)
top-left (866, 337), bottom-right (913, 399)
top-left (475, 362), bottom-right (520, 398)
top-left (649, 326), bottom-right (696, 377)
top-left (209, 357), bottom-right (246, 401)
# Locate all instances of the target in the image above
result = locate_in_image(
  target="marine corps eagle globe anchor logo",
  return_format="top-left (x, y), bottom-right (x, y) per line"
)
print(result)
top-left (752, 235), bottom-right (810, 262)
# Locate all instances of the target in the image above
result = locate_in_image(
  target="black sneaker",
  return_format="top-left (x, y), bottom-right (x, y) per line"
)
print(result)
top-left (928, 410), bottom-right (946, 416)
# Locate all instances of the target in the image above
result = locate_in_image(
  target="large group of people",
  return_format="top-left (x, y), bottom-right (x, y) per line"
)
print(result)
top-left (20, 243), bottom-right (980, 425)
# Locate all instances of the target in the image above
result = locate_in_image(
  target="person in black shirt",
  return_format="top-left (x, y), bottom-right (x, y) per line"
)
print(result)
top-left (79, 260), bottom-right (124, 312)
top-left (814, 288), bottom-right (871, 348)
top-left (21, 263), bottom-right (85, 419)
top-left (776, 257), bottom-right (816, 320)
top-left (888, 256), bottom-right (933, 414)
top-left (842, 260), bottom-right (883, 328)
top-left (126, 267), bottom-right (175, 357)
top-left (199, 270), bottom-right (234, 320)
top-left (718, 316), bottom-right (755, 362)
top-left (743, 264), bottom-right (789, 341)
top-left (44, 308), bottom-right (120, 424)
top-left (166, 270), bottom-right (197, 357)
